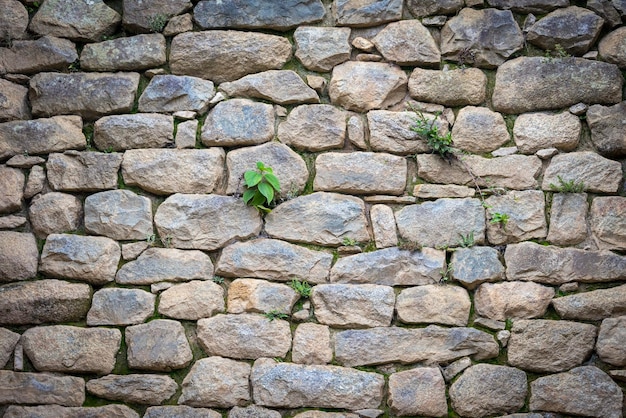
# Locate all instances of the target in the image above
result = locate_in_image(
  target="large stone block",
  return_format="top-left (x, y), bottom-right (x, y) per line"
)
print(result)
top-left (587, 101), bottom-right (626, 157)
top-left (94, 113), bottom-right (174, 151)
top-left (0, 231), bottom-right (38, 282)
top-left (0, 36), bottom-right (77, 75)
top-left (388, 367), bottom-right (448, 417)
top-left (599, 26), bottom-right (626, 69)
top-left (220, 70), bottom-right (319, 105)
top-left (513, 111), bottom-right (581, 154)
top-left (0, 79), bottom-right (29, 122)
top-left (0, 0), bottom-right (28, 41)
top-left (294, 26), bottom-right (351, 72)
top-left (484, 190), bottom-right (547, 245)
top-left (84, 190), bottom-right (153, 240)
top-left (80, 34), bottom-right (166, 71)
top-left (126, 320), bottom-right (193, 371)
top-left (450, 246), bottom-right (504, 289)
top-left (227, 279), bottom-right (298, 315)
top-left (0, 371), bottom-right (85, 407)
top-left (596, 316), bottom-right (626, 366)
top-left (46, 151), bottom-right (122, 192)
top-left (3, 405), bottom-right (139, 418)
top-left (86, 374), bottom-right (178, 405)
top-left (552, 284), bottom-right (626, 321)
top-left (29, 192), bottom-right (83, 238)
top-left (0, 166), bottom-right (23, 214)
top-left (0, 328), bottom-right (20, 367)
top-left (202, 99), bottom-right (274, 147)
top-left (371, 20), bottom-right (440, 67)
top-left (367, 110), bottom-right (444, 155)
top-left (396, 284), bottom-right (471, 326)
top-left (277, 104), bottom-right (347, 152)
top-left (409, 67), bottom-right (486, 107)
top-left (87, 288), bottom-right (155, 326)
top-left (159, 281), bottom-right (225, 320)
top-left (542, 151), bottom-right (622, 194)
top-left (138, 75), bottom-right (215, 114)
top-left (333, 0), bottom-right (403, 27)
top-left (547, 192), bottom-right (588, 245)
top-left (475, 282), bottom-right (554, 321)
top-left (590, 196), bottom-right (626, 250)
top-left (122, 0), bottom-right (191, 33)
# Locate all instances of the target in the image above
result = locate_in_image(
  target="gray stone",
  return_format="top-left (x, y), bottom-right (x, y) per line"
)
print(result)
top-left (126, 319), bottom-right (193, 371)
top-left (117, 248), bottom-right (214, 285)
top-left (348, 115), bottom-right (367, 149)
top-left (529, 366), bottom-right (623, 418)
top-left (493, 57), bottom-right (623, 113)
top-left (474, 317), bottom-right (506, 331)
top-left (229, 406), bottom-right (281, 418)
top-left (252, 358), bottom-right (384, 409)
top-left (0, 279), bottom-right (90, 325)
top-left (22, 325), bottom-right (120, 374)
top-left (294, 26), bottom-right (351, 72)
top-left (451, 246), bottom-right (505, 289)
top-left (451, 106), bottom-right (510, 153)
top-left (87, 288), bottom-right (155, 326)
top-left (396, 284), bottom-right (471, 326)
top-left (474, 282), bottom-right (555, 321)
top-left (292, 323), bottom-right (333, 365)
top-left (0, 328), bottom-right (19, 367)
top-left (0, 166), bottom-right (23, 214)
top-left (370, 204), bottom-right (397, 249)
top-left (3, 405), bottom-right (139, 418)
top-left (314, 152), bottom-right (407, 195)
top-left (0, 36), bottom-right (77, 75)
top-left (170, 30), bottom-right (292, 84)
top-left (486, 0), bottom-right (569, 13)
top-left (0, 231), bottom-right (38, 283)
top-left (388, 367), bottom-right (448, 417)
top-left (613, 0), bottom-right (626, 16)
top-left (371, 20), bottom-right (440, 66)
top-left (23, 165), bottom-right (45, 199)
top-left (80, 34), bottom-right (166, 71)
top-left (5, 155), bottom-right (46, 168)
top-left (414, 185), bottom-right (477, 199)
top-left (590, 196), bottom-right (626, 251)
top-left (442, 357), bottom-right (472, 382)
top-left (47, 151), bottom-right (122, 192)
top-left (94, 113), bottom-right (174, 151)
top-left (406, 0), bottom-right (463, 17)
top-left (514, 111), bottom-right (581, 154)
top-left (278, 104), bottom-right (347, 152)
top-left (145, 406), bottom-right (221, 418)
top-left (599, 27), bottom-right (626, 68)
top-left (552, 284), bottom-right (626, 320)
top-left (542, 151), bottom-right (622, 194)
top-left (84, 190), bottom-right (153, 240)
top-left (597, 316), bottom-right (626, 366)
top-left (29, 192), bottom-right (82, 238)
top-left (0, 215), bottom-right (26, 229)
top-left (40, 234), bottom-right (120, 285)
top-left (0, 79), bottom-right (29, 122)
top-left (587, 101), bottom-right (626, 157)
top-left (227, 279), bottom-right (298, 315)
top-left (121, 241), bottom-right (149, 261)
top-left (294, 412), bottom-right (359, 418)
top-left (450, 364), bottom-right (527, 418)
top-left (202, 99), bottom-right (274, 147)
top-left (0, 0), bottom-right (28, 41)
top-left (220, 70), bottom-right (319, 105)
top-left (0, 371), bottom-right (85, 406)
top-left (409, 67), bottom-right (487, 107)
top-left (159, 281), bottom-right (225, 320)
top-left (367, 110), bottom-right (447, 155)
top-left (175, 120), bottom-right (197, 149)
top-left (138, 75), bottom-right (215, 114)
top-left (122, 0), bottom-right (191, 33)
top-left (334, 0), bottom-right (403, 27)
top-left (484, 190), bottom-right (547, 245)
top-left (86, 374), bottom-right (177, 405)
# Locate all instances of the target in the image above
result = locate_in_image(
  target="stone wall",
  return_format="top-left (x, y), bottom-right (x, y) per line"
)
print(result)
top-left (1, 0), bottom-right (625, 417)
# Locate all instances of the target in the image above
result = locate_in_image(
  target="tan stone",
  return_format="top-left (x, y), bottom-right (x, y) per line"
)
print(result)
top-left (388, 367), bottom-right (447, 417)
top-left (87, 288), bottom-right (155, 326)
top-left (451, 106), bottom-right (510, 153)
top-left (0, 79), bottom-right (29, 122)
top-left (474, 281), bottom-right (554, 321)
top-left (292, 323), bottom-right (333, 365)
top-left (0, 328), bottom-right (19, 367)
top-left (227, 279), bottom-right (298, 315)
top-left (94, 113), bottom-right (174, 151)
top-left (599, 26), bottom-right (626, 68)
top-left (371, 20), bottom-right (440, 66)
top-left (220, 70), bottom-right (319, 105)
top-left (159, 281), bottom-right (225, 320)
top-left (514, 111), bottom-right (581, 154)
top-left (0, 232), bottom-right (38, 282)
top-left (596, 316), bottom-right (626, 366)
top-left (46, 151), bottom-right (122, 192)
top-left (0, 36), bottom-right (77, 75)
top-left (413, 184), bottom-right (475, 199)
top-left (0, 166), bottom-right (23, 214)
top-left (396, 284), bottom-right (471, 326)
top-left (80, 34), bottom-right (167, 71)
top-left (0, 371), bottom-right (85, 406)
top-left (294, 26), bottom-right (351, 72)
top-left (547, 193), bottom-right (588, 245)
top-left (23, 165), bottom-right (45, 199)
top-left (29, 192), bottom-right (82, 238)
top-left (278, 104), bottom-right (347, 151)
top-left (0, 0), bottom-right (28, 41)
top-left (117, 248), bottom-right (214, 285)
top-left (552, 284), bottom-right (626, 321)
top-left (408, 67), bottom-right (487, 106)
top-left (590, 196), bottom-right (626, 251)
top-left (3, 405), bottom-right (139, 418)
top-left (370, 204), bottom-right (397, 249)
top-left (122, 0), bottom-right (191, 33)
top-left (126, 319), bottom-right (193, 371)
top-left (202, 99), bottom-right (274, 147)
top-left (86, 374), bottom-right (178, 405)
top-left (367, 110), bottom-right (444, 155)
top-left (485, 190), bottom-right (547, 245)
top-left (138, 75), bottom-right (215, 114)
top-left (542, 151), bottom-right (622, 193)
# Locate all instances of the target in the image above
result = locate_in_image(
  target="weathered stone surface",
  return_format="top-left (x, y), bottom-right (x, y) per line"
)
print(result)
top-left (529, 366), bottom-right (623, 418)
top-left (597, 316), bottom-right (626, 366)
top-left (331, 247), bottom-right (445, 285)
top-left (486, 0), bottom-right (569, 13)
top-left (0, 371), bottom-right (85, 406)
top-left (547, 192), bottom-right (588, 245)
top-left (312, 284), bottom-right (394, 328)
top-left (22, 325), bottom-right (120, 374)
top-left (292, 323), bottom-right (333, 365)
top-left (0, 166), bottom-right (23, 214)
top-left (450, 364), bottom-right (527, 418)
top-left (0, 0), bottom-right (28, 40)
top-left (47, 151), bottom-right (122, 192)
top-left (197, 314), bottom-right (291, 359)
top-left (409, 67), bottom-right (487, 107)
top-left (396, 198), bottom-right (485, 248)
top-left (508, 319), bottom-right (596, 372)
top-left (202, 99), bottom-right (274, 147)
top-left (40, 234), bottom-right (120, 285)
top-left (0, 328), bottom-right (19, 367)
top-left (252, 358), bottom-right (384, 408)
top-left (0, 116), bottom-right (85, 160)
top-left (451, 106), bottom-right (510, 153)
top-left (170, 31), bottom-right (292, 84)
top-left (0, 231), bottom-right (38, 283)
top-left (117, 248), bottom-right (214, 285)
top-left (126, 319), bottom-right (192, 371)
top-left (367, 110), bottom-right (438, 155)
top-left (485, 190), bottom-right (547, 245)
top-left (84, 190), bottom-right (153, 240)
top-left (406, 0), bottom-right (463, 17)
top-left (387, 367), bottom-right (447, 417)
top-left (122, 149), bottom-right (224, 195)
top-left (514, 111), bottom-right (581, 154)
top-left (294, 26), bottom-right (350, 72)
top-left (475, 282), bottom-right (554, 321)
top-left (3, 405), bottom-right (139, 418)
top-left (370, 204), bottom-right (397, 249)
top-left (590, 196), bottom-right (626, 251)
top-left (0, 79), bottom-right (29, 122)
top-left (396, 285), bottom-right (471, 326)
top-left (505, 241), bottom-right (626, 285)
top-left (266, 192), bottom-right (369, 246)
top-left (493, 57), bottom-right (623, 113)
top-left (371, 20), bottom-right (440, 66)
top-left (175, 120), bottom-right (197, 149)
top-left (552, 284), bottom-right (626, 320)
top-left (94, 113), bottom-right (173, 151)
top-left (451, 246), bottom-right (505, 289)
top-left (0, 279), bottom-right (90, 325)
top-left (145, 406), bottom-right (221, 418)
top-left (227, 279), bottom-right (298, 315)
top-left (159, 281), bottom-right (224, 320)
top-left (441, 8), bottom-right (523, 68)
top-left (335, 326), bottom-right (499, 366)
top-left (589, 0), bottom-right (623, 28)
top-left (86, 374), bottom-right (177, 405)
top-left (29, 0), bottom-right (121, 42)
top-left (87, 288), bottom-right (155, 326)
top-left (314, 152), bottom-right (407, 195)
top-left (23, 165), bottom-right (45, 199)
top-left (80, 34), bottom-right (166, 71)
top-left (122, 0), bottom-right (191, 33)
top-left (29, 192), bottom-right (82, 238)
top-left (347, 115), bottom-right (367, 149)
top-left (220, 70), bottom-right (319, 105)
top-left (334, 0), bottom-right (403, 27)
top-left (542, 151), bottom-right (622, 193)
top-left (278, 104), bottom-right (347, 151)
top-left (138, 75), bottom-right (215, 114)
top-left (0, 36), bottom-right (77, 75)
top-left (0, 214), bottom-right (26, 229)
top-left (195, 0), bottom-right (324, 31)
top-left (587, 101), bottom-right (626, 157)
top-left (293, 412), bottom-right (358, 418)
top-left (5, 155), bottom-right (46, 168)
top-left (599, 27), bottom-right (626, 68)
top-left (527, 7), bottom-right (603, 55)
top-left (180, 356), bottom-right (251, 408)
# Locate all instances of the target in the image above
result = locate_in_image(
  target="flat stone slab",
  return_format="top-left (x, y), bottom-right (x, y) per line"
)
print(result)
top-left (388, 367), bottom-right (448, 417)
top-left (514, 111), bottom-right (581, 154)
top-left (0, 371), bottom-right (85, 407)
top-left (86, 374), bottom-right (178, 405)
top-left (0, 231), bottom-right (38, 282)
top-left (292, 323), bottom-right (333, 365)
top-left (84, 190), bottom-right (153, 240)
top-left (590, 196), bottom-right (626, 250)
top-left (94, 113), bottom-right (174, 151)
top-left (475, 281), bottom-right (554, 321)
top-left (3, 405), bottom-right (139, 418)
top-left (294, 26), bottom-right (351, 72)
top-left (202, 99), bottom-right (275, 147)
top-left (159, 280), bottom-right (225, 320)
top-left (47, 151), bottom-right (122, 192)
top-left (396, 284), bottom-right (471, 326)
top-left (552, 284), bottom-right (626, 321)
top-left (542, 151), bottom-right (622, 194)
top-left (334, 0), bottom-right (403, 27)
top-left (87, 288), bottom-right (155, 326)
top-left (138, 75), bottom-right (215, 114)
top-left (227, 279), bottom-right (298, 315)
top-left (486, 0), bottom-right (569, 13)
top-left (450, 246), bottom-right (505, 289)
top-left (126, 320), bottom-right (193, 371)
top-left (278, 104), bottom-right (347, 152)
top-left (409, 67), bottom-right (486, 107)
top-left (220, 70), bottom-right (319, 105)
top-left (80, 34), bottom-right (166, 71)
top-left (0, 36), bottom-right (77, 75)
top-left (145, 406), bottom-right (221, 418)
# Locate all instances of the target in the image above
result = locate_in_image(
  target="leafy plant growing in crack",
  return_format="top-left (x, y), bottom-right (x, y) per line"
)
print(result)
top-left (243, 161), bottom-right (281, 213)
top-left (457, 231), bottom-right (475, 248)
top-left (440, 263), bottom-right (454, 284)
top-left (342, 237), bottom-right (358, 246)
top-left (490, 212), bottom-right (510, 231)
top-left (549, 175), bottom-right (585, 193)
top-left (264, 310), bottom-right (289, 321)
top-left (290, 279), bottom-right (312, 298)
top-left (397, 238), bottom-right (422, 252)
top-left (148, 14), bottom-right (168, 33)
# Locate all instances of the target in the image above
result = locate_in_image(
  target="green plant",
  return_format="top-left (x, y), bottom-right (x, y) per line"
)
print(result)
top-left (543, 43), bottom-right (570, 63)
top-left (549, 175), bottom-right (585, 193)
top-left (264, 310), bottom-right (289, 321)
top-left (290, 279), bottom-right (312, 298)
top-left (212, 276), bottom-right (225, 284)
top-left (410, 110), bottom-right (454, 158)
top-left (490, 212), bottom-right (510, 230)
top-left (342, 237), bottom-right (357, 246)
top-left (148, 14), bottom-right (168, 32)
top-left (243, 161), bottom-right (280, 213)
top-left (457, 231), bottom-right (475, 248)
top-left (146, 234), bottom-right (157, 246)
top-left (397, 239), bottom-right (422, 252)
top-left (68, 60), bottom-right (80, 72)
top-left (440, 263), bottom-right (454, 284)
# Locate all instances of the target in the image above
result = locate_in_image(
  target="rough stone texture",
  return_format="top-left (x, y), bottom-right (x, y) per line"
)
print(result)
top-left (40, 234), bottom-right (120, 285)
top-left (335, 326), bottom-right (499, 366)
top-left (370, 204), bottom-right (397, 249)
top-left (396, 285), bottom-right (471, 326)
top-left (87, 288), bottom-right (155, 326)
top-left (0, 231), bottom-right (38, 282)
top-left (334, 0), bottom-right (403, 27)
top-left (331, 247), bottom-right (445, 285)
top-left (5, 155), bottom-right (46, 169)
top-left (30, 72), bottom-right (139, 120)
top-left (202, 99), bottom-right (274, 147)
top-left (451, 106), bottom-right (510, 153)
top-left (29, 192), bottom-right (82, 238)
top-left (0, 214), bottom-right (26, 229)
top-left (138, 75), bottom-right (215, 114)
top-left (294, 26), bottom-right (351, 72)
top-left (396, 198), bottom-right (485, 248)
top-left (46, 151), bottom-right (122, 192)
top-left (229, 406), bottom-right (281, 418)
top-left (159, 281), bottom-right (225, 320)
top-left (329, 61), bottom-right (407, 112)
top-left (450, 246), bottom-right (505, 290)
top-left (314, 152), bottom-right (407, 195)
top-left (126, 319), bottom-right (193, 371)
top-left (197, 314), bottom-right (291, 359)
top-left (0, 279), bottom-right (90, 325)
top-left (474, 282), bottom-right (555, 321)
top-left (227, 279), bottom-right (298, 315)
top-left (0, 166), bottom-right (23, 214)
top-left (84, 190), bottom-right (153, 240)
top-left (388, 367), bottom-right (448, 417)
top-left (484, 190), bottom-right (547, 245)
top-left (527, 7), bottom-right (604, 55)
top-left (21, 325), bottom-right (120, 374)
top-left (409, 67), bottom-right (487, 107)
top-left (3, 405), bottom-right (139, 418)
top-left (0, 371), bottom-right (85, 407)
top-left (367, 110), bottom-right (446, 155)
top-left (265, 192), bottom-right (369, 246)
top-left (216, 239), bottom-right (332, 284)
top-left (29, 0), bottom-right (121, 42)
top-left (441, 8), bottom-right (524, 68)
top-left (80, 34), bottom-right (166, 71)
top-left (542, 151), bottom-right (622, 193)
top-left (0, 328), bottom-right (20, 367)
top-left (371, 20), bottom-right (440, 66)
top-left (443, 357), bottom-right (472, 382)
top-left (170, 31), bottom-right (292, 84)
top-left (406, 0), bottom-right (463, 17)
top-left (587, 101), bottom-right (626, 157)
top-left (492, 57), bottom-right (623, 113)
top-left (86, 374), bottom-right (178, 405)
top-left (278, 104), bottom-right (347, 152)
top-left (220, 70), bottom-right (319, 105)
top-left (449, 364), bottom-right (527, 418)
top-left (552, 284), bottom-right (626, 320)
top-left (251, 358), bottom-right (384, 409)
top-left (487, 0), bottom-right (569, 13)
top-left (293, 413), bottom-right (358, 418)
top-left (588, 0), bottom-right (623, 28)
top-left (179, 357), bottom-right (251, 408)
top-left (596, 316), bottom-right (626, 366)
top-left (122, 0), bottom-right (191, 33)
top-left (529, 366), bottom-right (623, 418)
top-left (292, 323), bottom-right (333, 365)
top-left (94, 113), bottom-right (174, 151)
top-left (0, 36), bottom-right (77, 75)
top-left (508, 319), bottom-right (597, 372)
top-left (547, 192), bottom-right (588, 245)
top-left (514, 111), bottom-right (581, 154)
top-left (175, 120), bottom-right (197, 149)
top-left (599, 27), bottom-right (626, 68)
top-left (590, 196), bottom-right (626, 251)
top-left (23, 165), bottom-right (45, 199)
top-left (0, 116), bottom-right (85, 160)
top-left (145, 406), bottom-right (221, 418)
top-left (0, 0), bottom-right (28, 41)
top-left (0, 79), bottom-right (29, 122)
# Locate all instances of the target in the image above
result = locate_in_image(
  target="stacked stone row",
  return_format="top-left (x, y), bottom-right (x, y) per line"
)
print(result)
top-left (1, 0), bottom-right (625, 417)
